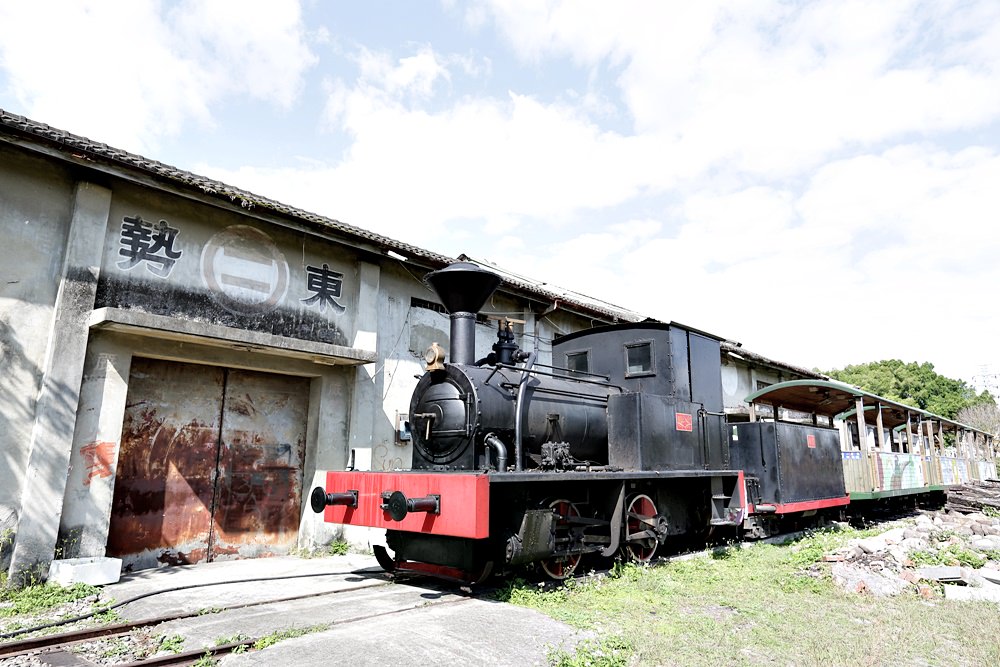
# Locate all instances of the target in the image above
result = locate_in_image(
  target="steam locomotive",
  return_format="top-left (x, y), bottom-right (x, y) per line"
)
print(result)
top-left (310, 262), bottom-right (842, 581)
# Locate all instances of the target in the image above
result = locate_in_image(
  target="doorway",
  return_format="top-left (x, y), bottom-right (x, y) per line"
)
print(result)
top-left (107, 358), bottom-right (310, 571)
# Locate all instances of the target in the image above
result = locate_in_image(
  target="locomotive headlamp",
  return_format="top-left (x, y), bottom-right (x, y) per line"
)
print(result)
top-left (424, 342), bottom-right (446, 371)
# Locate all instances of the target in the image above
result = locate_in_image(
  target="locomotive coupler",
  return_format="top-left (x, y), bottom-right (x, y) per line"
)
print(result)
top-left (381, 491), bottom-right (441, 521)
top-left (310, 487), bottom-right (358, 513)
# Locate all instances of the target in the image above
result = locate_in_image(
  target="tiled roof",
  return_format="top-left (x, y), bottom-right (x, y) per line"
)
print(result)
top-left (0, 108), bottom-right (454, 262)
top-left (721, 340), bottom-right (827, 380)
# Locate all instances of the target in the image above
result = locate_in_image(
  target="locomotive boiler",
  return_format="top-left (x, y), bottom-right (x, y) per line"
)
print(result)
top-left (313, 262), bottom-right (745, 580)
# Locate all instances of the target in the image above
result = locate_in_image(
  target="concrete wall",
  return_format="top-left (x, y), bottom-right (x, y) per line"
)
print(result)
top-left (0, 139), bottom-right (383, 580)
top-left (0, 146), bottom-right (76, 573)
top-left (721, 356), bottom-right (790, 419)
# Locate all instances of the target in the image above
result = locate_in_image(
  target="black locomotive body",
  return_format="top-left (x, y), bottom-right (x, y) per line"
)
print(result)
top-left (314, 262), bottom-right (994, 580)
top-left (314, 262), bottom-right (745, 580)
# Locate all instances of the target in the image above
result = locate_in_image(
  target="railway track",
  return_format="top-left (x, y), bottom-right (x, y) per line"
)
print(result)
top-left (0, 573), bottom-right (401, 666)
top-left (0, 567), bottom-right (483, 667)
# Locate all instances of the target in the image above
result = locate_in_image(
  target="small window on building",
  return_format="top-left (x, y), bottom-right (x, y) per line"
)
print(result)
top-left (625, 341), bottom-right (654, 377)
top-left (756, 380), bottom-right (771, 391)
top-left (565, 351), bottom-right (590, 376)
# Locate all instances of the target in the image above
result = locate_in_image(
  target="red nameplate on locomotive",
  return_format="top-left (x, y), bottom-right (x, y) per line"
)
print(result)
top-left (675, 412), bottom-right (693, 432)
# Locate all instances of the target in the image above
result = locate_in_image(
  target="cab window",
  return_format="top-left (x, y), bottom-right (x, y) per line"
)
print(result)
top-left (565, 351), bottom-right (590, 376)
top-left (625, 341), bottom-right (654, 376)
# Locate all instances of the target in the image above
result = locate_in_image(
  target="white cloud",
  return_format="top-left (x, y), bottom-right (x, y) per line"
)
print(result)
top-left (0, 0), bottom-right (315, 152)
top-left (213, 63), bottom-right (657, 245)
top-left (4, 1), bottom-right (995, 383)
top-left (474, 0), bottom-right (1000, 177)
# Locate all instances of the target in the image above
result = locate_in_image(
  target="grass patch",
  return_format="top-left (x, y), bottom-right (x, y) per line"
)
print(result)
top-left (290, 540), bottom-right (351, 558)
top-left (0, 582), bottom-right (99, 617)
top-left (192, 650), bottom-right (218, 667)
top-left (326, 540), bottom-right (350, 556)
top-left (252, 624), bottom-right (328, 651)
top-left (549, 636), bottom-right (632, 667)
top-left (911, 544), bottom-right (987, 568)
top-left (215, 633), bottom-right (252, 654)
top-left (157, 634), bottom-right (185, 654)
top-left (504, 528), bottom-right (1000, 666)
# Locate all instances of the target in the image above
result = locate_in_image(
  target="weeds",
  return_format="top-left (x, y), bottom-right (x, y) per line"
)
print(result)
top-left (549, 636), bottom-right (631, 667)
top-left (90, 608), bottom-right (121, 624)
top-left (291, 540), bottom-right (351, 558)
top-left (196, 607), bottom-right (224, 616)
top-left (192, 650), bottom-right (217, 667)
top-left (214, 633), bottom-right (252, 653)
top-left (910, 544), bottom-right (986, 568)
top-left (327, 540), bottom-right (350, 556)
top-left (252, 624), bottom-right (328, 650)
top-left (0, 582), bottom-right (99, 617)
top-left (99, 637), bottom-right (132, 660)
top-left (157, 634), bottom-right (185, 654)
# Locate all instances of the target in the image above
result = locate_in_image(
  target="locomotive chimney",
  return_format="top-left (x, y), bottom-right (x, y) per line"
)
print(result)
top-left (424, 262), bottom-right (502, 365)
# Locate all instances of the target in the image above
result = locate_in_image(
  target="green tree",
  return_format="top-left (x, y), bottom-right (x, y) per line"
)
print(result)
top-left (825, 360), bottom-right (994, 419)
top-left (957, 402), bottom-right (1000, 436)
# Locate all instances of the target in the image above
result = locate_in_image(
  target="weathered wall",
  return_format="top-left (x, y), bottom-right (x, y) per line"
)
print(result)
top-left (0, 146), bottom-right (76, 572)
top-left (95, 183), bottom-right (358, 346)
top-left (721, 358), bottom-right (787, 416)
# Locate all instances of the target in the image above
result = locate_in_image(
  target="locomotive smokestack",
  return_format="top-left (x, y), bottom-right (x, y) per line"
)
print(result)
top-left (424, 262), bottom-right (502, 365)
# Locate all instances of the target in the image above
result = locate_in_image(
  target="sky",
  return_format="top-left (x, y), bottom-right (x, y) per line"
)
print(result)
top-left (1, 0), bottom-right (999, 386)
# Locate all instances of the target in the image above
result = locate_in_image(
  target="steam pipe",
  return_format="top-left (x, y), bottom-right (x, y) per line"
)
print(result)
top-left (484, 432), bottom-right (508, 473)
top-left (513, 352), bottom-right (537, 472)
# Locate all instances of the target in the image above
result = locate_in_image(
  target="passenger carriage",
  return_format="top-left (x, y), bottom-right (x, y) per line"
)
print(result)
top-left (740, 380), bottom-right (997, 532)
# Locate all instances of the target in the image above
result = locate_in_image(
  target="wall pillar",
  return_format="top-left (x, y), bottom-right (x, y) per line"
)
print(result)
top-left (299, 369), bottom-right (352, 550)
top-left (8, 182), bottom-right (111, 585)
top-left (56, 335), bottom-right (132, 558)
top-left (347, 261), bottom-right (381, 461)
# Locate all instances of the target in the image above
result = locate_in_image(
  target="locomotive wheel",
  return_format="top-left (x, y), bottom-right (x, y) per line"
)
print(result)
top-left (541, 499), bottom-right (581, 580)
top-left (373, 544), bottom-right (397, 573)
top-left (625, 493), bottom-right (659, 563)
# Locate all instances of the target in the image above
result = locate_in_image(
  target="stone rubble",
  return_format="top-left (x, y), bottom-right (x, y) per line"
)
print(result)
top-left (825, 509), bottom-right (1000, 602)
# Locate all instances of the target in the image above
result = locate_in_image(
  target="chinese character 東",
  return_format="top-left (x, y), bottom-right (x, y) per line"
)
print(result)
top-left (301, 263), bottom-right (346, 314)
top-left (118, 215), bottom-right (182, 277)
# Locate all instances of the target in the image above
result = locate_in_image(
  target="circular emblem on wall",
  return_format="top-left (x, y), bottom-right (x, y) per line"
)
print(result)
top-left (201, 225), bottom-right (289, 314)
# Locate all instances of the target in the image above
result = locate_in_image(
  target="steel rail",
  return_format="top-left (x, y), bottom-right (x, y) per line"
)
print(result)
top-left (0, 572), bottom-right (396, 660)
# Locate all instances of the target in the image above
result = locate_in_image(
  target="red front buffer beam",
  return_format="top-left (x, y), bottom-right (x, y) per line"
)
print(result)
top-left (310, 486), bottom-right (359, 513)
top-left (381, 491), bottom-right (441, 521)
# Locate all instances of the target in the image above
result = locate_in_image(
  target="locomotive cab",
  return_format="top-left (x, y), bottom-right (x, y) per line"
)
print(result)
top-left (554, 322), bottom-right (730, 471)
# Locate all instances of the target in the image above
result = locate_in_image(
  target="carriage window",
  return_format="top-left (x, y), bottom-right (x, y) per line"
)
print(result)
top-left (625, 341), bottom-right (654, 376)
top-left (565, 351), bottom-right (590, 376)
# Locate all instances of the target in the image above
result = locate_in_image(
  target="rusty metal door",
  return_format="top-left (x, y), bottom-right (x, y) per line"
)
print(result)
top-left (108, 359), bottom-right (309, 571)
top-left (209, 370), bottom-right (309, 560)
top-left (108, 359), bottom-right (225, 570)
